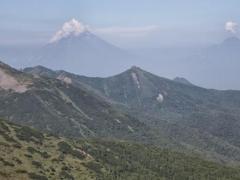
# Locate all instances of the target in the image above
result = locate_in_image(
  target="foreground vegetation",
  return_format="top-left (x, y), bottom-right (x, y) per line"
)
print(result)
top-left (0, 119), bottom-right (240, 180)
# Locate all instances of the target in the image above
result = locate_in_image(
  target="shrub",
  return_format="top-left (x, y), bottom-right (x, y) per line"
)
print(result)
top-left (28, 173), bottom-right (48, 180)
top-left (12, 157), bottom-right (22, 164)
top-left (24, 154), bottom-right (33, 158)
top-left (0, 158), bottom-right (14, 167)
top-left (32, 161), bottom-right (43, 169)
top-left (71, 149), bottom-right (86, 160)
top-left (15, 126), bottom-right (44, 144)
top-left (59, 171), bottom-right (74, 180)
top-left (0, 121), bottom-right (10, 132)
top-left (16, 169), bottom-right (27, 174)
top-left (0, 129), bottom-right (19, 144)
top-left (83, 161), bottom-right (102, 174)
top-left (27, 146), bottom-right (50, 159)
top-left (58, 141), bottom-right (86, 160)
top-left (58, 141), bottom-right (72, 153)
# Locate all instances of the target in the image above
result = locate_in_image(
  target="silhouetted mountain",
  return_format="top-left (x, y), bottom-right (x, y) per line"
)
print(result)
top-left (2, 35), bottom-right (240, 89)
top-left (221, 36), bottom-right (240, 48)
top-left (28, 29), bottom-right (135, 76)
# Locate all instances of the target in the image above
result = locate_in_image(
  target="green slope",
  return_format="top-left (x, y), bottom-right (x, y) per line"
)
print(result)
top-left (0, 61), bottom-right (154, 144)
top-left (24, 65), bottom-right (240, 164)
top-left (1, 118), bottom-right (240, 180)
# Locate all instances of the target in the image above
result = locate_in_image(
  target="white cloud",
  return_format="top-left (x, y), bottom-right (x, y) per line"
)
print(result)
top-left (49, 18), bottom-right (89, 43)
top-left (94, 25), bottom-right (160, 37)
top-left (225, 21), bottom-right (238, 34)
top-left (49, 18), bottom-right (159, 42)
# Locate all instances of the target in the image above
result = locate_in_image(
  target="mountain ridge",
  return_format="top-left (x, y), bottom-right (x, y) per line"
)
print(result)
top-left (0, 61), bottom-right (156, 144)
top-left (24, 64), bottom-right (240, 164)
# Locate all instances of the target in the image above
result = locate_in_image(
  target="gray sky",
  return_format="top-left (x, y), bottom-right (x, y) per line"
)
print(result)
top-left (1, 1), bottom-right (240, 90)
top-left (1, 0), bottom-right (240, 47)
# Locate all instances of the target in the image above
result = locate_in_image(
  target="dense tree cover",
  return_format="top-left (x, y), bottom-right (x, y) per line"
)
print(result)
top-left (1, 119), bottom-right (240, 179)
top-left (79, 140), bottom-right (240, 180)
top-left (25, 64), bottom-right (240, 164)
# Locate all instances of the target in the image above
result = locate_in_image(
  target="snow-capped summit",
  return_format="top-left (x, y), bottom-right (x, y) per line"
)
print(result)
top-left (49, 18), bottom-right (89, 43)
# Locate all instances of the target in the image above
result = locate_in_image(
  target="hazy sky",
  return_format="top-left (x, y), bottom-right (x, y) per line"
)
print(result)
top-left (1, 0), bottom-right (240, 47)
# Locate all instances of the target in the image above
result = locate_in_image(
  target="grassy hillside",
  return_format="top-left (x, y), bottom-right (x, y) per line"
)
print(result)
top-left (0, 119), bottom-right (98, 180)
top-left (1, 119), bottom-right (240, 180)
top-left (0, 61), bottom-right (154, 143)
top-left (26, 65), bottom-right (240, 164)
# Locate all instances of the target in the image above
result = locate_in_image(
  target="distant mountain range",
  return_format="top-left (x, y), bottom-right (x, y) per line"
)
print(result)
top-left (29, 30), bottom-right (135, 75)
top-left (2, 58), bottom-right (240, 163)
top-left (1, 24), bottom-right (240, 89)
top-left (180, 36), bottom-right (240, 89)
top-left (0, 61), bottom-right (153, 143)
top-left (131, 36), bottom-right (240, 89)
top-left (1, 34), bottom-right (240, 165)
top-left (1, 59), bottom-right (240, 164)
top-left (1, 18), bottom-right (240, 180)
top-left (23, 63), bottom-right (240, 164)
